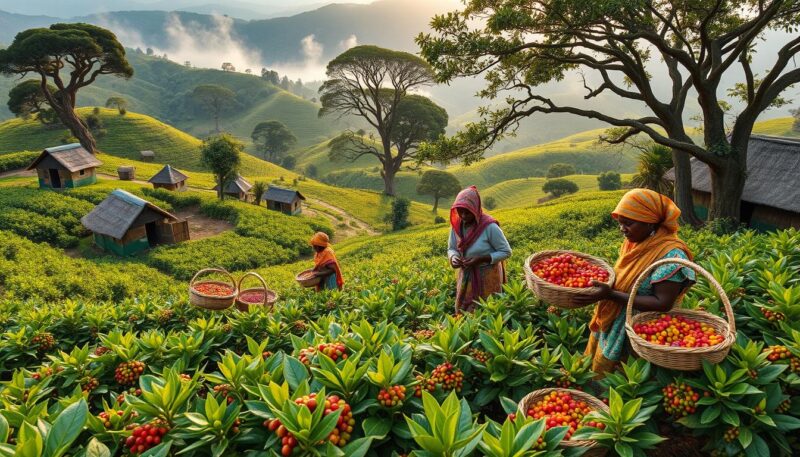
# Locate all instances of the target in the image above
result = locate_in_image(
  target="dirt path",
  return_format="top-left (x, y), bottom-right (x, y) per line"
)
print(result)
top-left (0, 169), bottom-right (35, 179)
top-left (305, 197), bottom-right (380, 241)
top-left (174, 208), bottom-right (234, 240)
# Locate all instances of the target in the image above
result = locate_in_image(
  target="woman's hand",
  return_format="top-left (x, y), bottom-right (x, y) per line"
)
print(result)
top-left (461, 255), bottom-right (491, 268)
top-left (571, 280), bottom-right (614, 305)
top-left (450, 256), bottom-right (463, 268)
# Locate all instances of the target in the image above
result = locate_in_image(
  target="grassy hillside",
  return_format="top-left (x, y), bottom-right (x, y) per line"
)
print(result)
top-left (0, 51), bottom-right (341, 148)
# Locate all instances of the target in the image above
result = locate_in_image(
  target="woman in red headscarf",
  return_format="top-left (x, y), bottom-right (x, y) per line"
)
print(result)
top-left (448, 186), bottom-right (512, 313)
top-left (309, 232), bottom-right (344, 292)
top-left (573, 189), bottom-right (695, 377)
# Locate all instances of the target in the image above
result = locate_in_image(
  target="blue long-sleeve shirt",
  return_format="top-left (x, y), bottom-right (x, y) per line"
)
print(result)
top-left (447, 223), bottom-right (512, 265)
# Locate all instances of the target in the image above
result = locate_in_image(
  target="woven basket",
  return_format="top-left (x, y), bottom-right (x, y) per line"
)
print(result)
top-left (189, 268), bottom-right (237, 310)
top-left (295, 269), bottom-right (321, 288)
top-left (519, 388), bottom-right (609, 457)
top-left (624, 258), bottom-right (736, 371)
top-left (235, 272), bottom-right (278, 312)
top-left (524, 250), bottom-right (615, 309)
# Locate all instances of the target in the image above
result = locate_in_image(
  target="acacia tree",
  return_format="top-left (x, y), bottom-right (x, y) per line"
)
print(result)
top-left (0, 23), bottom-right (133, 153)
top-left (417, 169), bottom-right (461, 213)
top-left (201, 133), bottom-right (242, 200)
top-left (7, 79), bottom-right (58, 123)
top-left (417, 1), bottom-right (800, 222)
top-left (192, 84), bottom-right (236, 133)
top-left (251, 121), bottom-right (297, 163)
top-left (319, 46), bottom-right (439, 195)
top-left (105, 96), bottom-right (128, 114)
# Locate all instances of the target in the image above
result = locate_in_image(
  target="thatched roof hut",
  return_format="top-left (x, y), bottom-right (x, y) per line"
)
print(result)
top-left (148, 165), bottom-right (188, 191)
top-left (27, 143), bottom-right (102, 189)
top-left (666, 135), bottom-right (800, 229)
top-left (213, 174), bottom-right (253, 201)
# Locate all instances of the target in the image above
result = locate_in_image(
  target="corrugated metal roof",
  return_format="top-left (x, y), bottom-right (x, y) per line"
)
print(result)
top-left (264, 186), bottom-right (305, 204)
top-left (666, 135), bottom-right (800, 213)
top-left (148, 165), bottom-right (188, 184)
top-left (27, 143), bottom-right (102, 172)
top-left (81, 189), bottom-right (177, 240)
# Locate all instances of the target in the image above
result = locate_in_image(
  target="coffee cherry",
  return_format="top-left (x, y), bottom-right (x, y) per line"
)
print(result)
top-left (531, 254), bottom-right (610, 288)
top-left (267, 394), bottom-right (355, 452)
top-left (32, 332), bottom-right (56, 353)
top-left (413, 329), bottom-right (436, 340)
top-left (429, 363), bottom-right (464, 393)
top-left (524, 391), bottom-right (602, 440)
top-left (212, 384), bottom-right (235, 404)
top-left (662, 382), bottom-right (701, 419)
top-left (468, 348), bottom-right (490, 364)
top-left (723, 427), bottom-right (739, 443)
top-left (378, 385), bottom-right (407, 408)
top-left (634, 314), bottom-right (723, 347)
top-left (298, 343), bottom-right (348, 366)
top-left (81, 377), bottom-right (99, 393)
top-left (94, 346), bottom-right (111, 357)
top-left (413, 374), bottom-right (436, 398)
top-left (125, 420), bottom-right (169, 454)
top-left (759, 307), bottom-right (785, 322)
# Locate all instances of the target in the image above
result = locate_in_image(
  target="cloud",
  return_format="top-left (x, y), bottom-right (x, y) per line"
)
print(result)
top-left (339, 34), bottom-right (358, 51)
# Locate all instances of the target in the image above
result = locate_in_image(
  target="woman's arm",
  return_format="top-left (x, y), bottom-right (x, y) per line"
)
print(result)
top-left (485, 224), bottom-right (512, 264)
top-left (447, 229), bottom-right (462, 268)
top-left (572, 280), bottom-right (687, 312)
top-left (313, 265), bottom-right (336, 278)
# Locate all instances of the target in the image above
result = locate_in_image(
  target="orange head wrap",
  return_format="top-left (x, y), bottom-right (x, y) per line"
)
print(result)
top-left (611, 188), bottom-right (681, 232)
top-left (310, 232), bottom-right (330, 248)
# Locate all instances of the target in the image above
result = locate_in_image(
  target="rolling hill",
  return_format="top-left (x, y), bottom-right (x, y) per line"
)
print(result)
top-left (0, 108), bottom-right (434, 229)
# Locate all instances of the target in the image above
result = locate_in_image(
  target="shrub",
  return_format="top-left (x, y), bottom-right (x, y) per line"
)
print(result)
top-left (484, 196), bottom-right (497, 210)
top-left (387, 197), bottom-right (411, 231)
top-left (543, 178), bottom-right (579, 198)
top-left (434, 215), bottom-right (446, 224)
top-left (305, 164), bottom-right (318, 178)
top-left (546, 163), bottom-right (576, 178)
top-left (597, 171), bottom-right (622, 190)
top-left (0, 151), bottom-right (39, 173)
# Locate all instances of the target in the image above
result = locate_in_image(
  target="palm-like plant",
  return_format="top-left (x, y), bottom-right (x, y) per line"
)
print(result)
top-left (252, 181), bottom-right (267, 206)
top-left (630, 143), bottom-right (674, 195)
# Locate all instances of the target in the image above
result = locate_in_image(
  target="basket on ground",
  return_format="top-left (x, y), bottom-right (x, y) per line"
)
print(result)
top-left (524, 250), bottom-right (615, 309)
top-left (235, 272), bottom-right (278, 312)
top-left (624, 258), bottom-right (736, 371)
top-left (189, 267), bottom-right (237, 310)
top-left (518, 388), bottom-right (609, 457)
top-left (295, 269), bottom-right (321, 288)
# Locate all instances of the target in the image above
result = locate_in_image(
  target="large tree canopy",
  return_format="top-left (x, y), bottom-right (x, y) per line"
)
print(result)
top-left (319, 45), bottom-right (439, 196)
top-left (0, 23), bottom-right (133, 153)
top-left (201, 133), bottom-right (242, 200)
top-left (417, 0), bottom-right (800, 222)
top-left (7, 79), bottom-right (58, 124)
top-left (251, 120), bottom-right (297, 163)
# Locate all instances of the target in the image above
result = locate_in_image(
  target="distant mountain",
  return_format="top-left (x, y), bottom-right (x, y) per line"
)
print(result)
top-left (0, 11), bottom-right (57, 44)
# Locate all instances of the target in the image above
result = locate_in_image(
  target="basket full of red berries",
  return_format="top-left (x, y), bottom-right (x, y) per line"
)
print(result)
top-left (625, 258), bottom-right (736, 371)
top-left (518, 388), bottom-right (609, 457)
top-left (235, 271), bottom-right (278, 312)
top-left (524, 250), bottom-right (615, 309)
top-left (189, 267), bottom-right (237, 310)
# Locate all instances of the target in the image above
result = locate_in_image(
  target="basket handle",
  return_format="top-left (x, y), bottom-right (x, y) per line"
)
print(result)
top-left (190, 267), bottom-right (236, 290)
top-left (624, 257), bottom-right (735, 335)
top-left (237, 272), bottom-right (269, 306)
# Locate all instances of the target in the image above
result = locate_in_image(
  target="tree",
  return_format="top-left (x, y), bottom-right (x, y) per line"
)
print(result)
top-left (543, 179), bottom-right (579, 198)
top-left (305, 164), bottom-right (318, 178)
top-left (597, 171), bottom-right (622, 191)
top-left (483, 196), bottom-right (497, 210)
top-left (0, 23), bottom-right (133, 153)
top-left (251, 120), bottom-right (297, 163)
top-left (221, 62), bottom-right (235, 72)
top-left (261, 68), bottom-right (280, 85)
top-left (201, 134), bottom-right (242, 200)
top-left (7, 79), bottom-right (58, 123)
top-left (386, 197), bottom-right (411, 231)
top-left (631, 143), bottom-right (675, 196)
top-left (547, 163), bottom-right (576, 179)
top-left (319, 46), bottom-right (441, 195)
top-left (252, 181), bottom-right (267, 206)
top-left (105, 96), bottom-right (127, 115)
top-left (416, 169), bottom-right (461, 213)
top-left (191, 84), bottom-right (236, 133)
top-left (418, 1), bottom-right (800, 223)
top-left (281, 155), bottom-right (297, 170)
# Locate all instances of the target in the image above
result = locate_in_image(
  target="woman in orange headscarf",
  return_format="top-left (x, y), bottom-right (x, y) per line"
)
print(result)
top-left (309, 232), bottom-right (344, 292)
top-left (573, 189), bottom-right (695, 377)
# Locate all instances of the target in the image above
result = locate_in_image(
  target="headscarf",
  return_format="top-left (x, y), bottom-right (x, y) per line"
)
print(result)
top-left (450, 186), bottom-right (498, 254)
top-left (590, 189), bottom-right (693, 332)
top-left (311, 232), bottom-right (343, 290)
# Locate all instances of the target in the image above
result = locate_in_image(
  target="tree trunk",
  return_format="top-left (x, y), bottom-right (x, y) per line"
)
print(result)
top-left (52, 104), bottom-right (97, 154)
top-left (381, 163), bottom-right (396, 196)
top-left (708, 163), bottom-right (746, 223)
top-left (432, 195), bottom-right (439, 213)
top-left (217, 174), bottom-right (224, 200)
top-left (214, 113), bottom-right (220, 133)
top-left (670, 149), bottom-right (702, 226)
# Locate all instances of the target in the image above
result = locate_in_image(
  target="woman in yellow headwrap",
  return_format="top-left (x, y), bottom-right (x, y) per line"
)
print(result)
top-left (309, 232), bottom-right (344, 291)
top-left (573, 189), bottom-right (695, 377)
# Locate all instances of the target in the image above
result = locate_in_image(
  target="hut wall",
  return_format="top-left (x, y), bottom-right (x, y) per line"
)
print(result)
top-left (93, 233), bottom-right (149, 256)
top-left (153, 183), bottom-right (178, 191)
top-left (66, 168), bottom-right (97, 188)
top-left (750, 206), bottom-right (800, 230)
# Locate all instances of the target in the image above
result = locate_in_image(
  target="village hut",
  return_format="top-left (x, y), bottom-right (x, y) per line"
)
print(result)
top-left (148, 165), bottom-right (188, 191)
top-left (214, 174), bottom-right (253, 202)
top-left (26, 143), bottom-right (101, 189)
top-left (118, 166), bottom-right (135, 181)
top-left (140, 150), bottom-right (155, 162)
top-left (264, 186), bottom-right (306, 215)
top-left (666, 135), bottom-right (800, 229)
top-left (81, 189), bottom-right (190, 255)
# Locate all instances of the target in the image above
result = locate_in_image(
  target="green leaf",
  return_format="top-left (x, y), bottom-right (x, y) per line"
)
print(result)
top-left (283, 356), bottom-right (307, 390)
top-left (720, 407), bottom-right (740, 426)
top-left (362, 417), bottom-right (392, 439)
top-left (85, 438), bottom-right (111, 457)
top-left (615, 441), bottom-right (633, 457)
top-left (44, 399), bottom-right (88, 457)
top-left (737, 427), bottom-right (753, 449)
top-left (700, 404), bottom-right (721, 425)
top-left (0, 415), bottom-right (8, 443)
top-left (749, 434), bottom-right (770, 457)
top-left (140, 442), bottom-right (172, 457)
top-left (341, 437), bottom-right (373, 457)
